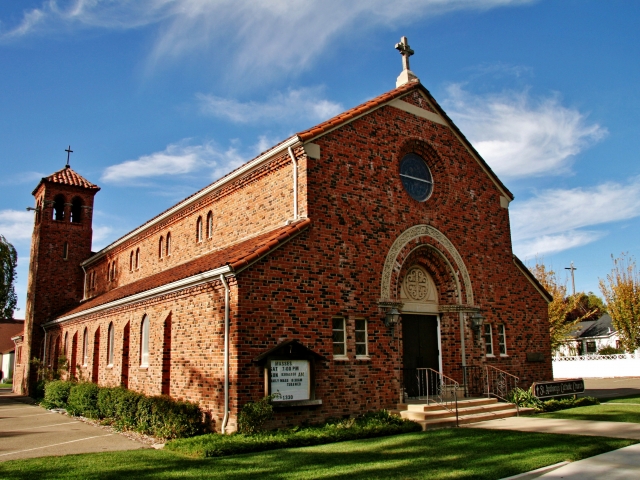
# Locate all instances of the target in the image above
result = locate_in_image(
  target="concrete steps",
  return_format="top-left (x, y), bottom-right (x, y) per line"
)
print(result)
top-left (392, 398), bottom-right (534, 430)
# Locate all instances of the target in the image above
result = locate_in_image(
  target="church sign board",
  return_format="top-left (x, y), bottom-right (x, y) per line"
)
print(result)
top-left (270, 360), bottom-right (310, 402)
top-left (532, 379), bottom-right (584, 398)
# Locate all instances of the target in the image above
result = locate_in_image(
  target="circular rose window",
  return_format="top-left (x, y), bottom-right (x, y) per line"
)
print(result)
top-left (400, 153), bottom-right (433, 202)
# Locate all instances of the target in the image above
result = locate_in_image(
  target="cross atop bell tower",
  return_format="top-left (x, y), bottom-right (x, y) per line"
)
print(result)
top-left (395, 36), bottom-right (420, 88)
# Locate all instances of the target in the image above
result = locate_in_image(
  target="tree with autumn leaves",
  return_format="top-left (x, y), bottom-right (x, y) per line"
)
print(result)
top-left (530, 262), bottom-right (600, 353)
top-left (599, 253), bottom-right (640, 353)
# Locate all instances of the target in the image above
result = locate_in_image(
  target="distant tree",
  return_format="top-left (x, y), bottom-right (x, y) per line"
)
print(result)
top-left (0, 235), bottom-right (18, 318)
top-left (599, 253), bottom-right (640, 353)
top-left (565, 291), bottom-right (606, 323)
top-left (530, 262), bottom-right (597, 353)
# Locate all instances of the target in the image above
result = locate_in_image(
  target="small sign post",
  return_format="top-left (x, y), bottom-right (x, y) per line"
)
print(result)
top-left (532, 379), bottom-right (585, 398)
top-left (270, 359), bottom-right (310, 402)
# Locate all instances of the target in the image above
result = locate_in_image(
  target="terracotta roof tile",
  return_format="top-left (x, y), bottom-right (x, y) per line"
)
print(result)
top-left (33, 166), bottom-right (100, 195)
top-left (59, 218), bottom-right (311, 319)
top-left (0, 319), bottom-right (25, 354)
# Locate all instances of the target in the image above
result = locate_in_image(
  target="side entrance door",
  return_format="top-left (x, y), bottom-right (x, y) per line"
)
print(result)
top-left (402, 314), bottom-right (439, 398)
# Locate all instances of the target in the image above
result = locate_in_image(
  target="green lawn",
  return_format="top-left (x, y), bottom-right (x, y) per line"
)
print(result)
top-left (540, 399), bottom-right (640, 423)
top-left (0, 429), bottom-right (635, 480)
top-left (601, 394), bottom-right (640, 404)
top-left (0, 384), bottom-right (12, 388)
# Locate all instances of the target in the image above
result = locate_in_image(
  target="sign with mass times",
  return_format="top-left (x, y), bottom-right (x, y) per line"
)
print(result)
top-left (270, 359), bottom-right (310, 401)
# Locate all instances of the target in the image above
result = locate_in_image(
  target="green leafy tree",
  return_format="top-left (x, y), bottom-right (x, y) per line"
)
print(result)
top-left (599, 253), bottom-right (640, 353)
top-left (0, 235), bottom-right (18, 319)
top-left (565, 291), bottom-right (606, 323)
top-left (530, 262), bottom-right (597, 353)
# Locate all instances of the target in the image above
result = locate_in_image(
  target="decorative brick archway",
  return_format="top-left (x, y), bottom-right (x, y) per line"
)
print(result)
top-left (380, 224), bottom-right (474, 306)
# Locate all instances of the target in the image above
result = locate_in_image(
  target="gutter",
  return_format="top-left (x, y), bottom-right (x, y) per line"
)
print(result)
top-left (82, 136), bottom-right (303, 267)
top-left (220, 274), bottom-right (231, 434)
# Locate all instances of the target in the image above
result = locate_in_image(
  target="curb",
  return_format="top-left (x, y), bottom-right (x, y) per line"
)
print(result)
top-left (500, 461), bottom-right (569, 480)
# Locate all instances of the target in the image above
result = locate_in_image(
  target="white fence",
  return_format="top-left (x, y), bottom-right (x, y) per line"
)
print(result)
top-left (553, 353), bottom-right (640, 379)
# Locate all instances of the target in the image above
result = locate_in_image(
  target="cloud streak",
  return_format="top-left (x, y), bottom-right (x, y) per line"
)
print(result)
top-left (443, 85), bottom-right (606, 179)
top-left (197, 87), bottom-right (343, 124)
top-left (1, 1), bottom-right (536, 78)
top-left (511, 178), bottom-right (640, 258)
top-left (0, 210), bottom-right (35, 244)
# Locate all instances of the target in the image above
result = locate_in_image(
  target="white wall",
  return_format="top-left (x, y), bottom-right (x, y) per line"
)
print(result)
top-left (1, 352), bottom-right (14, 382)
top-left (553, 353), bottom-right (640, 379)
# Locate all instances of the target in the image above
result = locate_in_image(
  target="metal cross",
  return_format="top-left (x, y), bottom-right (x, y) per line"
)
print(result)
top-left (395, 36), bottom-right (414, 72)
top-left (65, 145), bottom-right (73, 167)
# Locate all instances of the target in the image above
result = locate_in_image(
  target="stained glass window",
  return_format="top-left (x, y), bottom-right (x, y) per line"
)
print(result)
top-left (400, 153), bottom-right (433, 202)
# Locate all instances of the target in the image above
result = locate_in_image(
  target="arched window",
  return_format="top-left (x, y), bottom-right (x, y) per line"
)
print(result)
top-left (135, 248), bottom-right (140, 269)
top-left (196, 216), bottom-right (203, 243)
top-left (36, 199), bottom-right (42, 223)
top-left (62, 242), bottom-right (69, 260)
top-left (206, 211), bottom-right (213, 239)
top-left (70, 197), bottom-right (83, 223)
top-left (64, 332), bottom-right (68, 356)
top-left (82, 327), bottom-right (89, 366)
top-left (159, 236), bottom-right (164, 259)
top-left (166, 232), bottom-right (171, 256)
top-left (129, 251), bottom-right (134, 271)
top-left (111, 261), bottom-right (116, 281)
top-left (107, 322), bottom-right (114, 366)
top-left (140, 315), bottom-right (150, 367)
top-left (91, 271), bottom-right (96, 291)
top-left (107, 262), bottom-right (111, 281)
top-left (53, 194), bottom-right (66, 221)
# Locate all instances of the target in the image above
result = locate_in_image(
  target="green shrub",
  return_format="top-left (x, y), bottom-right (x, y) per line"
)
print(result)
top-left (598, 346), bottom-right (625, 355)
top-left (42, 380), bottom-right (74, 409)
top-left (507, 387), bottom-right (543, 409)
top-left (137, 395), bottom-right (204, 439)
top-left (97, 387), bottom-right (119, 420)
top-left (237, 394), bottom-right (278, 434)
top-left (167, 410), bottom-right (421, 458)
top-left (113, 388), bottom-right (144, 431)
top-left (541, 396), bottom-right (600, 412)
top-left (67, 382), bottom-right (100, 418)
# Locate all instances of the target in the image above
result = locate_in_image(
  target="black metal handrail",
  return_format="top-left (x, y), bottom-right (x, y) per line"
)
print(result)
top-left (402, 367), bottom-right (459, 426)
top-left (461, 364), bottom-right (520, 416)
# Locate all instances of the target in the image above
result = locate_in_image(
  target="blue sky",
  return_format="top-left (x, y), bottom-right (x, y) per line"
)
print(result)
top-left (1, 0), bottom-right (639, 316)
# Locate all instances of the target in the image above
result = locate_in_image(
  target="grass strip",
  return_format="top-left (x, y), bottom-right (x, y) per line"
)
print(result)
top-left (601, 394), bottom-right (640, 404)
top-left (166, 422), bottom-right (421, 458)
top-left (539, 403), bottom-right (640, 423)
top-left (0, 429), bottom-right (635, 479)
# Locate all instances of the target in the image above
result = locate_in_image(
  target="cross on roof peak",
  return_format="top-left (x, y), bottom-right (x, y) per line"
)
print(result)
top-left (65, 145), bottom-right (73, 168)
top-left (394, 36), bottom-right (419, 88)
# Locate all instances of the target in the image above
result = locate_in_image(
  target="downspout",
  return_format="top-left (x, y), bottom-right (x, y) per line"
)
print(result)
top-left (287, 147), bottom-right (298, 221)
top-left (220, 274), bottom-right (230, 434)
top-left (81, 265), bottom-right (87, 300)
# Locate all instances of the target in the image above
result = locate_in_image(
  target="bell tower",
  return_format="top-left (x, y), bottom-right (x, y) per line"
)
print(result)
top-left (17, 153), bottom-right (100, 395)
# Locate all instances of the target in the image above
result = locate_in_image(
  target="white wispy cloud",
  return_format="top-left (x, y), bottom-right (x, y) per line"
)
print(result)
top-left (443, 85), bottom-right (607, 179)
top-left (0, 209), bottom-right (35, 244)
top-left (511, 178), bottom-right (640, 258)
top-left (101, 138), bottom-right (268, 184)
top-left (0, 171), bottom-right (46, 186)
top-left (92, 225), bottom-right (115, 251)
top-left (1, 1), bottom-right (535, 78)
top-left (197, 87), bottom-right (343, 124)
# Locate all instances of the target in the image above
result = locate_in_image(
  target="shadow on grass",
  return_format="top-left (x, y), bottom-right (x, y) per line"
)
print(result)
top-left (0, 429), bottom-right (635, 480)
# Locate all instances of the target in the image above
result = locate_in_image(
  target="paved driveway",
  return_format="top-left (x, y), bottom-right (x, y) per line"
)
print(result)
top-left (0, 388), bottom-right (147, 461)
top-left (583, 377), bottom-right (640, 399)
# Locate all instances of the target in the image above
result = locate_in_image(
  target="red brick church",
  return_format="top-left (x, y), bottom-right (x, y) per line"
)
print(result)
top-left (14, 38), bottom-right (553, 431)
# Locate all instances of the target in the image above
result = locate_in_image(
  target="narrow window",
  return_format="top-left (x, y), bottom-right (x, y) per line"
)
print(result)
top-left (16, 346), bottom-right (22, 365)
top-left (82, 327), bottom-right (89, 366)
top-left (332, 317), bottom-right (346, 357)
top-left (91, 271), bottom-right (96, 291)
top-left (196, 216), bottom-right (203, 243)
top-left (70, 197), bottom-right (83, 223)
top-left (159, 236), bottom-right (164, 259)
top-left (129, 251), bottom-right (134, 271)
top-left (36, 199), bottom-right (42, 223)
top-left (206, 211), bottom-right (213, 239)
top-left (64, 332), bottom-right (69, 356)
top-left (497, 324), bottom-right (507, 355)
top-left (166, 232), bottom-right (172, 256)
top-left (62, 242), bottom-right (69, 260)
top-left (483, 324), bottom-right (494, 356)
top-left (135, 248), bottom-right (140, 269)
top-left (111, 261), bottom-right (116, 281)
top-left (586, 341), bottom-right (597, 354)
top-left (355, 319), bottom-right (368, 357)
top-left (107, 262), bottom-right (111, 281)
top-left (140, 315), bottom-right (150, 367)
top-left (107, 322), bottom-right (114, 366)
top-left (53, 194), bottom-right (66, 221)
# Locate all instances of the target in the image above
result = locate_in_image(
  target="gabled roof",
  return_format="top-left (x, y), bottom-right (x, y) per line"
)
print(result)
top-left (513, 256), bottom-right (553, 303)
top-left (0, 319), bottom-right (24, 354)
top-left (570, 314), bottom-right (615, 339)
top-left (32, 165), bottom-right (100, 195)
top-left (55, 218), bottom-right (311, 321)
top-left (253, 339), bottom-right (327, 365)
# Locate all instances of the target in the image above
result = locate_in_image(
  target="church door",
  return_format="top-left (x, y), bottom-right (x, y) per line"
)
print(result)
top-left (402, 314), bottom-right (439, 398)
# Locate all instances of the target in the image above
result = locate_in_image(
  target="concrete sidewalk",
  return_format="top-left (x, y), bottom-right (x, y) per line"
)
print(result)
top-left (468, 416), bottom-right (640, 479)
top-left (0, 388), bottom-right (147, 461)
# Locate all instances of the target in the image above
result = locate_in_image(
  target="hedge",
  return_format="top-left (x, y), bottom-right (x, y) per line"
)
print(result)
top-left (167, 410), bottom-right (422, 458)
top-left (42, 381), bottom-right (204, 439)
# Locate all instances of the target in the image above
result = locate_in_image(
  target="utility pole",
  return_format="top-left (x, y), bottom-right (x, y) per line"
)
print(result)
top-left (565, 261), bottom-right (577, 296)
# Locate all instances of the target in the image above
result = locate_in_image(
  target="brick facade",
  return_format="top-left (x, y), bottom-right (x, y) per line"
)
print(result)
top-left (16, 81), bottom-right (553, 431)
